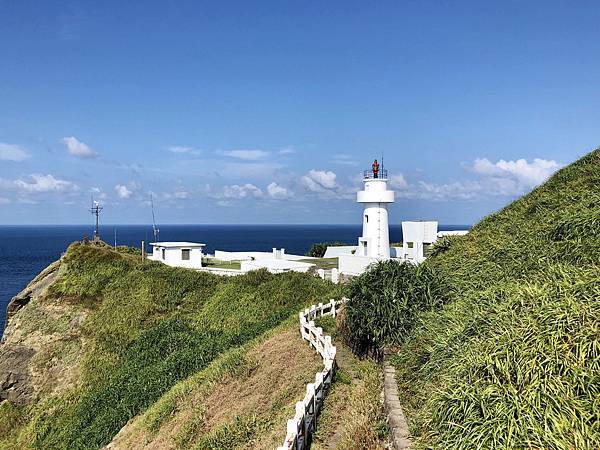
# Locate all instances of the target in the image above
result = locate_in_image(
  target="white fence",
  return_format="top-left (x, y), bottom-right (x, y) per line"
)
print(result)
top-left (278, 297), bottom-right (348, 450)
top-left (316, 268), bottom-right (340, 284)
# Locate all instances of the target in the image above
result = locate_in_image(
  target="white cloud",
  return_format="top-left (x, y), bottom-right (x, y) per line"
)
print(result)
top-left (279, 146), bottom-right (296, 155)
top-left (14, 174), bottom-right (77, 193)
top-left (222, 162), bottom-right (283, 178)
top-left (391, 157), bottom-right (561, 201)
top-left (332, 154), bottom-right (359, 166)
top-left (471, 157), bottom-right (561, 195)
top-left (0, 196), bottom-right (10, 205)
top-left (222, 183), bottom-right (263, 199)
top-left (61, 136), bottom-right (97, 158)
top-left (389, 173), bottom-right (409, 189)
top-left (0, 143), bottom-right (29, 161)
top-left (267, 182), bottom-right (292, 199)
top-left (415, 180), bottom-right (482, 201)
top-left (168, 146), bottom-right (201, 155)
top-left (90, 187), bottom-right (108, 200)
top-left (220, 149), bottom-right (268, 160)
top-left (300, 170), bottom-right (337, 192)
top-left (173, 191), bottom-right (190, 199)
top-left (115, 184), bottom-right (132, 199)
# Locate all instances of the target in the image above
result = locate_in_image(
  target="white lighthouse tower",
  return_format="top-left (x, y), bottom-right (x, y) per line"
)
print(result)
top-left (356, 160), bottom-right (394, 258)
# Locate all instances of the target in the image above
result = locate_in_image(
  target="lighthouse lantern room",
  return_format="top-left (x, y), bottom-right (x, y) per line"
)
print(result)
top-left (356, 160), bottom-right (395, 258)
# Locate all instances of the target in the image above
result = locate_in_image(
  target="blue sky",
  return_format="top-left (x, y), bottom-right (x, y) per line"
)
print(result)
top-left (1, 1), bottom-right (599, 225)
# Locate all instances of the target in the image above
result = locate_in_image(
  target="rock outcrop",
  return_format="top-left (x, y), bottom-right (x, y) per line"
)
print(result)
top-left (0, 259), bottom-right (85, 405)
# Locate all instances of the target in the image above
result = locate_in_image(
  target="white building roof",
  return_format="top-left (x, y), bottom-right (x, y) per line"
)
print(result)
top-left (150, 242), bottom-right (206, 248)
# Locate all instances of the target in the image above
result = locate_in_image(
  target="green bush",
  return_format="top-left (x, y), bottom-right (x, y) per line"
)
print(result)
top-left (344, 260), bottom-right (449, 356)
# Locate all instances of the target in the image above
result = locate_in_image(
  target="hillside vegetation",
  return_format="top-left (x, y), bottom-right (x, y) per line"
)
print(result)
top-left (347, 149), bottom-right (600, 448)
top-left (0, 243), bottom-right (342, 449)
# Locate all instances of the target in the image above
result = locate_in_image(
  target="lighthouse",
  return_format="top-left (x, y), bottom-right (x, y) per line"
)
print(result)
top-left (356, 160), bottom-right (395, 258)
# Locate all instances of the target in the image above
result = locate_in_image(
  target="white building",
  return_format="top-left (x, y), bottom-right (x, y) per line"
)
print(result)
top-left (339, 163), bottom-right (394, 276)
top-left (149, 242), bottom-right (205, 269)
top-left (337, 161), bottom-right (469, 276)
top-left (400, 221), bottom-right (438, 263)
top-left (356, 167), bottom-right (394, 258)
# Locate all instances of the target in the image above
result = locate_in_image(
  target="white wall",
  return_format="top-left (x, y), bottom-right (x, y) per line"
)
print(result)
top-left (214, 249), bottom-right (308, 262)
top-left (401, 221), bottom-right (438, 264)
top-left (323, 246), bottom-right (356, 258)
top-left (339, 254), bottom-right (382, 276)
top-left (240, 259), bottom-right (314, 274)
top-left (150, 246), bottom-right (204, 269)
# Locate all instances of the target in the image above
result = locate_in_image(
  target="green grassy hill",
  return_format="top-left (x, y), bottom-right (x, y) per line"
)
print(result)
top-left (390, 149), bottom-right (600, 448)
top-left (0, 243), bottom-right (343, 449)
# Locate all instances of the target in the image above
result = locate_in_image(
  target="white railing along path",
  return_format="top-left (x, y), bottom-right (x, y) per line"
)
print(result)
top-left (277, 297), bottom-right (348, 450)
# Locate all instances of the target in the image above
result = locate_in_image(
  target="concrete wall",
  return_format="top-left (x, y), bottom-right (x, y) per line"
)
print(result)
top-left (401, 221), bottom-right (438, 264)
top-left (215, 249), bottom-right (309, 262)
top-left (339, 254), bottom-right (383, 276)
top-left (323, 246), bottom-right (356, 258)
top-left (240, 259), bottom-right (314, 274)
top-left (150, 246), bottom-right (204, 269)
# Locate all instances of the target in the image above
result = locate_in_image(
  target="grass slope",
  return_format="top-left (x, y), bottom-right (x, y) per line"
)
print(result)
top-left (0, 243), bottom-right (342, 449)
top-left (107, 322), bottom-right (323, 449)
top-left (391, 149), bottom-right (600, 448)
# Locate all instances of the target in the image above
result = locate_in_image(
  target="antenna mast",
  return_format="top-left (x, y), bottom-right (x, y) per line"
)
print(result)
top-left (151, 194), bottom-right (160, 243)
top-left (90, 197), bottom-right (103, 242)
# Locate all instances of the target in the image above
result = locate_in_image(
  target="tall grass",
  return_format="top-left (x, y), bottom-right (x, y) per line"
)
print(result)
top-left (348, 149), bottom-right (600, 448)
top-left (343, 260), bottom-right (449, 357)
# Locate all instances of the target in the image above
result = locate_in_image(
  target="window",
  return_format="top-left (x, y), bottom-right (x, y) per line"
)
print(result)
top-left (407, 242), bottom-right (414, 249)
top-left (365, 215), bottom-right (369, 223)
top-left (161, 248), bottom-right (166, 259)
top-left (181, 249), bottom-right (190, 260)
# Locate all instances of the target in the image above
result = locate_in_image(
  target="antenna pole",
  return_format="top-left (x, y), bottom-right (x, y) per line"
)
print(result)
top-left (151, 194), bottom-right (160, 243)
top-left (89, 197), bottom-right (103, 242)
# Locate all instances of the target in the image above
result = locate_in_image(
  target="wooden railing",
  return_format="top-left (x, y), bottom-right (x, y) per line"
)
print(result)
top-left (277, 298), bottom-right (347, 450)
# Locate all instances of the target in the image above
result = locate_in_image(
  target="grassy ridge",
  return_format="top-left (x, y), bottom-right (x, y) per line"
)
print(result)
top-left (1, 243), bottom-right (342, 449)
top-left (390, 149), bottom-right (600, 448)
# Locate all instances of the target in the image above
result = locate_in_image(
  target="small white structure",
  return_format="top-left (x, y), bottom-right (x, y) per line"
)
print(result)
top-left (213, 248), bottom-right (315, 274)
top-left (356, 167), bottom-right (394, 258)
top-left (241, 258), bottom-right (314, 274)
top-left (149, 242), bottom-right (205, 269)
top-left (401, 221), bottom-right (438, 264)
top-left (214, 248), bottom-right (310, 262)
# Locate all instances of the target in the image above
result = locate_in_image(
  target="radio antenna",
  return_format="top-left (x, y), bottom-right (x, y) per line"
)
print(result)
top-left (89, 196), bottom-right (103, 242)
top-left (151, 194), bottom-right (160, 243)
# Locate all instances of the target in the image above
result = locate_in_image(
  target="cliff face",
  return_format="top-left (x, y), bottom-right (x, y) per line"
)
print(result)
top-left (1, 259), bottom-right (87, 405)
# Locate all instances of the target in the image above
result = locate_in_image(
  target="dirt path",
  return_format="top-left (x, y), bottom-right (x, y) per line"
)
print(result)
top-left (311, 316), bottom-right (389, 450)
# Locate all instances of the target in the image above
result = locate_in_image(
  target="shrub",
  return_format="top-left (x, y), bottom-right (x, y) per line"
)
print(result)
top-left (343, 260), bottom-right (449, 357)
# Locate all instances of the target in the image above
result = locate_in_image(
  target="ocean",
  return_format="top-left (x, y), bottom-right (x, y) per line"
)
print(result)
top-left (0, 224), bottom-right (468, 336)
